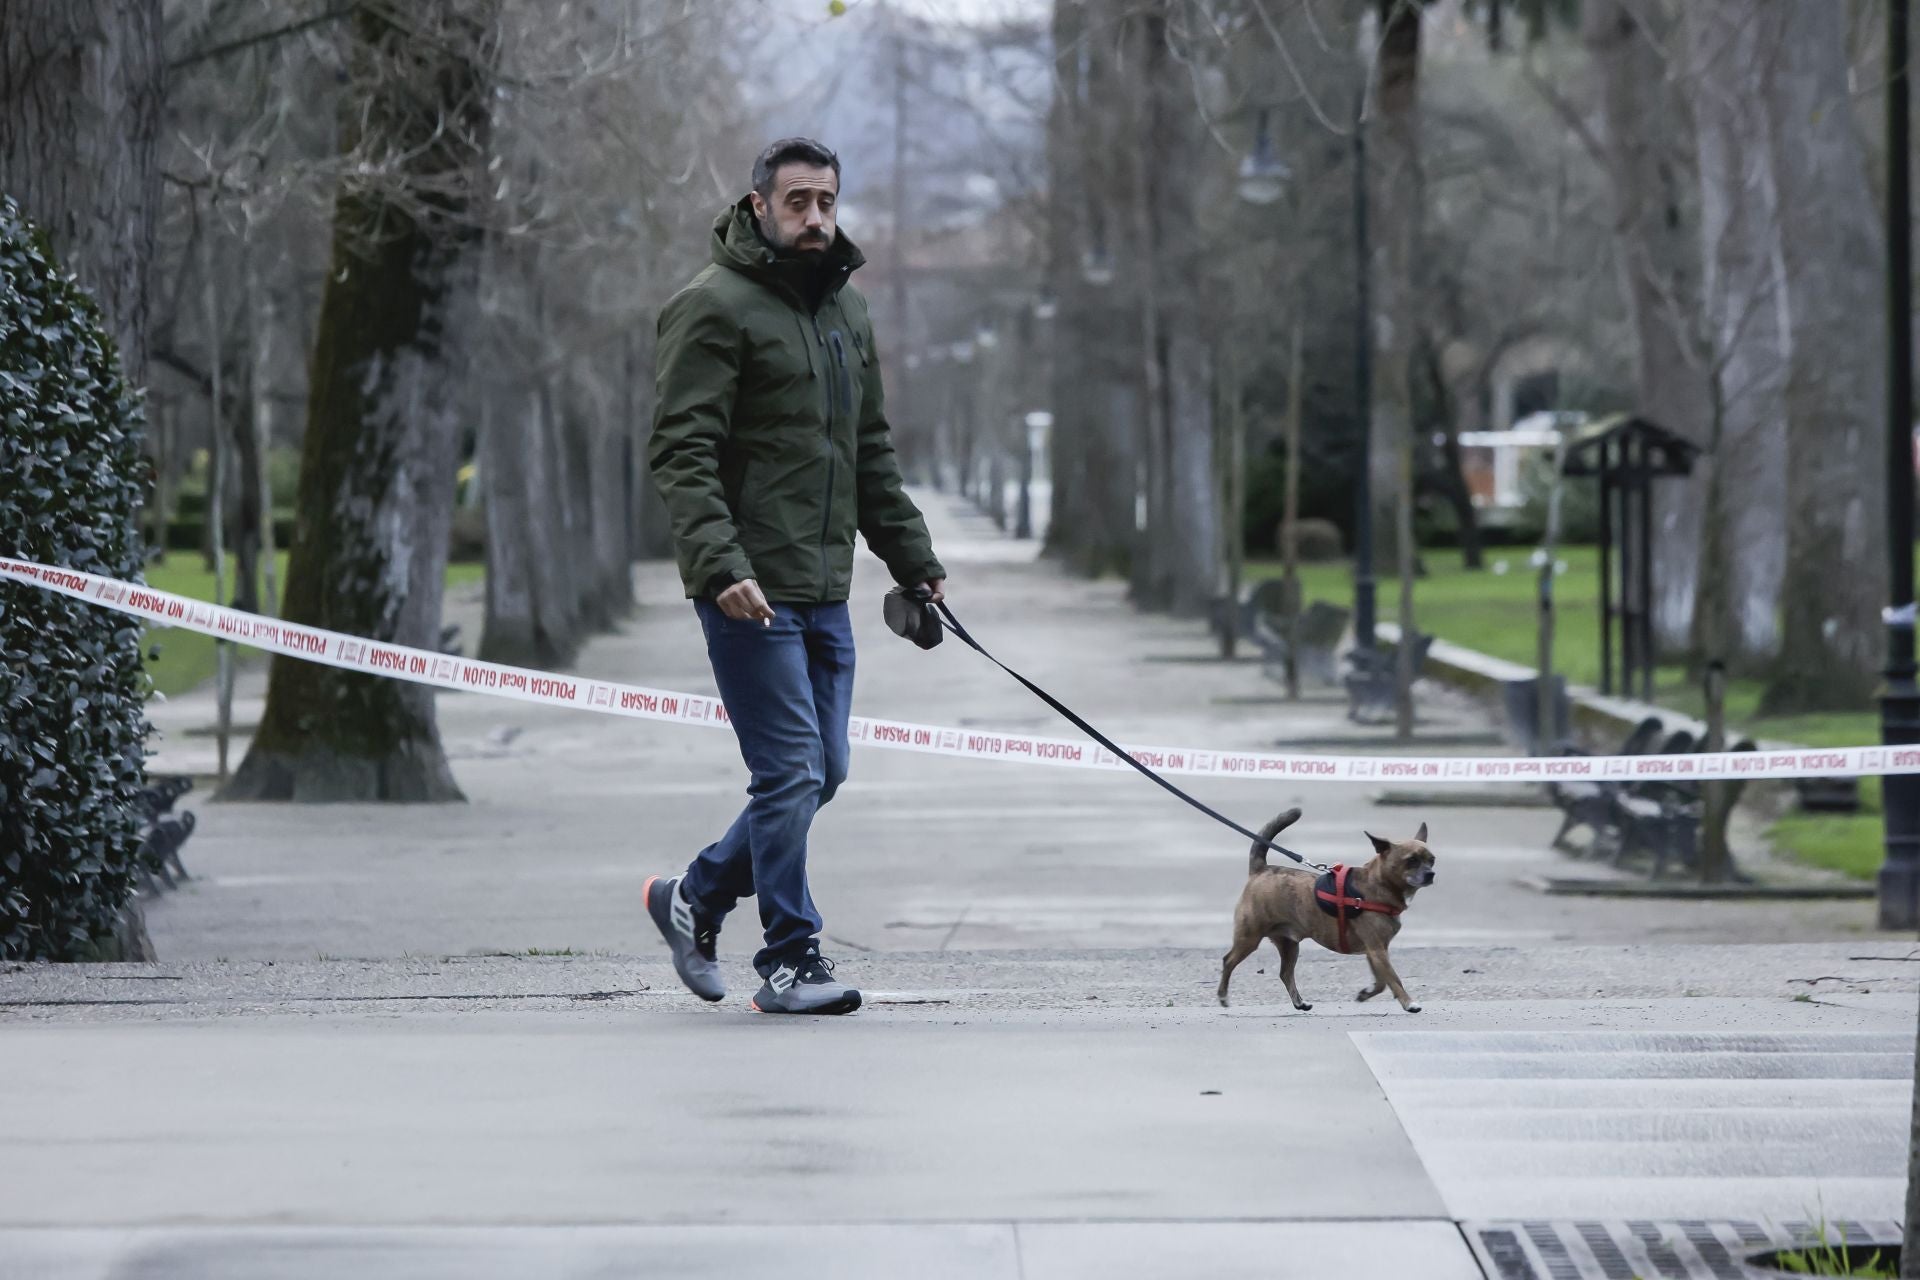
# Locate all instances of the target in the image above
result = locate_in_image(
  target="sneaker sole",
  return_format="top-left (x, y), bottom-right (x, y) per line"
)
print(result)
top-left (748, 991), bottom-right (862, 1016)
top-left (643, 876), bottom-right (725, 1004)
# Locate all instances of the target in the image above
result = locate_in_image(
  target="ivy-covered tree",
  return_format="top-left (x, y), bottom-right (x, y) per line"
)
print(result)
top-left (0, 197), bottom-right (152, 961)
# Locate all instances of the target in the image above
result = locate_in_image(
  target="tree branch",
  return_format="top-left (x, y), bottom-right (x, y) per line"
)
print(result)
top-left (170, 6), bottom-right (356, 72)
top-left (1520, 56), bottom-right (1608, 170)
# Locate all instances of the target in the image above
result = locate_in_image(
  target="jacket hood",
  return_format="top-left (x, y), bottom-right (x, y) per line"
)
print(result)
top-left (710, 195), bottom-right (865, 305)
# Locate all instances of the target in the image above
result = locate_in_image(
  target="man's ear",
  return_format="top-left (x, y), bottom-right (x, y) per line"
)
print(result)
top-left (1415, 822), bottom-right (1428, 844)
top-left (1365, 831), bottom-right (1391, 856)
top-left (749, 190), bottom-right (769, 223)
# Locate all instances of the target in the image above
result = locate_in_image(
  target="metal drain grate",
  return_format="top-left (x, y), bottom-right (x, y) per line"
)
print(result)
top-left (1464, 1220), bottom-right (1902, 1279)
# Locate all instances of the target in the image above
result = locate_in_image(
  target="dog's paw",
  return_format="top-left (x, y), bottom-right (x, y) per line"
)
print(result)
top-left (1405, 1004), bottom-right (1422, 1014)
top-left (1293, 1002), bottom-right (1313, 1012)
top-left (1356, 987), bottom-right (1378, 1002)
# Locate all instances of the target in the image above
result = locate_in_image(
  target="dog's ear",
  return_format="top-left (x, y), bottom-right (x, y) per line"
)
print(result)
top-left (1414, 821), bottom-right (1428, 844)
top-left (1365, 831), bottom-right (1392, 856)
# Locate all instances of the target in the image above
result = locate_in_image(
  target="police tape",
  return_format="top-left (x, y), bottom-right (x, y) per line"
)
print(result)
top-left (3, 554), bottom-right (1908, 785)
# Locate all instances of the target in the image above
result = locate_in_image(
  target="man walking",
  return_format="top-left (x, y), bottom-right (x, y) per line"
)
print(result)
top-left (643, 139), bottom-right (946, 1015)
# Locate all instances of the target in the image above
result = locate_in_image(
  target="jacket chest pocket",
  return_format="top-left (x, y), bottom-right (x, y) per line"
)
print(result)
top-left (734, 319), bottom-right (821, 435)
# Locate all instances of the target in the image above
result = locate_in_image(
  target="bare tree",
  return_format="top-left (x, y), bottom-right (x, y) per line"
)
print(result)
top-left (1684, 0), bottom-right (1788, 676)
top-left (1045, 0), bottom-right (1139, 579)
top-left (473, 0), bottom-right (753, 664)
top-left (227, 2), bottom-right (499, 802)
top-left (1757, 0), bottom-right (1888, 713)
top-left (1367, 0), bottom-right (1424, 558)
top-left (1582, 0), bottom-right (1713, 659)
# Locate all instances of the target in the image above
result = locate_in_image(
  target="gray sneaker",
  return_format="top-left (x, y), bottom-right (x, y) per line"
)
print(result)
top-left (643, 875), bottom-right (724, 1002)
top-left (750, 954), bottom-right (861, 1015)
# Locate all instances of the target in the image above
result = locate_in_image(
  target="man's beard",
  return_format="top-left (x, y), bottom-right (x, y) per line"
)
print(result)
top-left (765, 220), bottom-right (830, 255)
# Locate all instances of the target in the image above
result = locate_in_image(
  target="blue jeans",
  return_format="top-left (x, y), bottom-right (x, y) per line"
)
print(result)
top-left (680, 599), bottom-right (855, 975)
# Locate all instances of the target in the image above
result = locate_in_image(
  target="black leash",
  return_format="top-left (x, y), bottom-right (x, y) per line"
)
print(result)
top-left (932, 601), bottom-right (1327, 872)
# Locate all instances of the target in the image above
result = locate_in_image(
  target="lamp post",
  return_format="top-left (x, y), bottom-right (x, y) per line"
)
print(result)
top-left (1351, 87), bottom-right (1376, 652)
top-left (1232, 108), bottom-right (1292, 657)
top-left (1881, 0), bottom-right (1920, 931)
top-left (977, 322), bottom-right (1006, 529)
top-left (1234, 100), bottom-right (1373, 656)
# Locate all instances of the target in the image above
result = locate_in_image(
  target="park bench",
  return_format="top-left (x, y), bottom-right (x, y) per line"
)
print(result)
top-left (1235, 582), bottom-right (1349, 688)
top-left (1793, 775), bottom-right (1860, 813)
top-left (1547, 715), bottom-right (1665, 852)
top-left (1342, 631), bottom-right (1432, 725)
top-left (1552, 725), bottom-right (1760, 877)
top-left (132, 775), bottom-right (195, 893)
top-left (139, 812), bottom-right (196, 890)
top-left (1609, 735), bottom-right (1759, 879)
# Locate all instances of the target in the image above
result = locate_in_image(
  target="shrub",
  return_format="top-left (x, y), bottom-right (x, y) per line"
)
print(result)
top-left (1277, 516), bottom-right (1345, 563)
top-left (1242, 442), bottom-right (1360, 554)
top-left (1516, 451), bottom-right (1600, 545)
top-left (0, 197), bottom-right (151, 961)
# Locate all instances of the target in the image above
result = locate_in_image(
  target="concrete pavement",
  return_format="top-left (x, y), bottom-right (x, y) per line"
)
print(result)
top-left (3, 493), bottom-right (1915, 1278)
top-left (131, 497), bottom-right (1878, 962)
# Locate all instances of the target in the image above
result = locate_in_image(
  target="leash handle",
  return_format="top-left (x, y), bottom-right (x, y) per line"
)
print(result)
top-left (932, 601), bottom-right (1326, 872)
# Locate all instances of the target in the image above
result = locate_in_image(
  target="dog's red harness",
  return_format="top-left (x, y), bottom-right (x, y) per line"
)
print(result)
top-left (1313, 864), bottom-right (1403, 954)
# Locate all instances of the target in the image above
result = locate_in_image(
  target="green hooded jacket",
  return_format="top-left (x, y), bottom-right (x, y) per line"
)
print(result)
top-left (648, 197), bottom-right (944, 603)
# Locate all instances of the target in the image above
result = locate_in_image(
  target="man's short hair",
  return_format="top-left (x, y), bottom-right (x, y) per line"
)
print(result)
top-left (752, 138), bottom-right (840, 199)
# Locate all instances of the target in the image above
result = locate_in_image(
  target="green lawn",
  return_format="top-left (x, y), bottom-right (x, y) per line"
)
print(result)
top-left (1248, 547), bottom-right (1886, 879)
top-left (141, 553), bottom-right (485, 697)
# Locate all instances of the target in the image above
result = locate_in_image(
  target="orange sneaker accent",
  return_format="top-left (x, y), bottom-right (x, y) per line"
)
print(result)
top-left (643, 875), bottom-right (660, 902)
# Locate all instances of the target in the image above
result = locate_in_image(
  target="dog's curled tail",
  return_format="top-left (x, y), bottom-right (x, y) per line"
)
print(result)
top-left (1249, 807), bottom-right (1303, 875)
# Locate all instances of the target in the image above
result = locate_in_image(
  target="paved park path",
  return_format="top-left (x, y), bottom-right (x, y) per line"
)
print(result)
top-left (2, 495), bottom-right (1914, 1279)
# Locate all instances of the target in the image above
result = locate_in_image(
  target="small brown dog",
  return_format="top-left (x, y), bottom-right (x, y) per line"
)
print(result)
top-left (1216, 808), bottom-right (1436, 1013)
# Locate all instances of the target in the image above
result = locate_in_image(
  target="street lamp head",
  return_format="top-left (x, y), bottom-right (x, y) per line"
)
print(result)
top-left (1079, 245), bottom-right (1114, 288)
top-left (1238, 107), bottom-right (1291, 206)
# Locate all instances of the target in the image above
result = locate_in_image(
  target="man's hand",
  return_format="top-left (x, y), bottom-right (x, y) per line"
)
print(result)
top-left (717, 579), bottom-right (775, 625)
top-left (922, 578), bottom-right (946, 604)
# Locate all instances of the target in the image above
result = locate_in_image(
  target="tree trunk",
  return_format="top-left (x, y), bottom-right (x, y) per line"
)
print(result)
top-left (1585, 0), bottom-right (1713, 658)
top-left (590, 399), bottom-right (633, 617)
top-left (479, 393), bottom-right (536, 663)
top-left (1041, 0), bottom-right (1081, 562)
top-left (1126, 8), bottom-right (1173, 612)
top-left (228, 354), bottom-right (267, 616)
top-left (227, 6), bottom-right (495, 803)
top-left (1045, 0), bottom-right (1135, 579)
top-left (1757, 0), bottom-right (1889, 714)
top-left (627, 328), bottom-right (673, 560)
top-left (0, 0), bottom-right (162, 388)
top-left (482, 380), bottom-right (580, 668)
top-left (1157, 4), bottom-right (1216, 620)
top-left (557, 389), bottom-right (604, 633)
top-left (1367, 0), bottom-right (1424, 549)
top-left (1684, 0), bottom-right (1788, 674)
top-left (247, 244), bottom-right (280, 616)
top-left (1164, 327), bottom-right (1216, 617)
top-left (1420, 337), bottom-right (1483, 568)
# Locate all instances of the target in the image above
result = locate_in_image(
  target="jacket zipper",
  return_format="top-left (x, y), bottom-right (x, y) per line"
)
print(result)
top-left (812, 314), bottom-right (837, 590)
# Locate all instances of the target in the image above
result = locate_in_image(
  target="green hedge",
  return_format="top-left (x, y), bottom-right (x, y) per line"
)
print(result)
top-left (0, 197), bottom-right (151, 961)
top-left (160, 514), bottom-right (295, 553)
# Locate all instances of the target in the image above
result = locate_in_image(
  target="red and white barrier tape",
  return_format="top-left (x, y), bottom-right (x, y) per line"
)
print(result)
top-left (3, 555), bottom-right (1907, 784)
